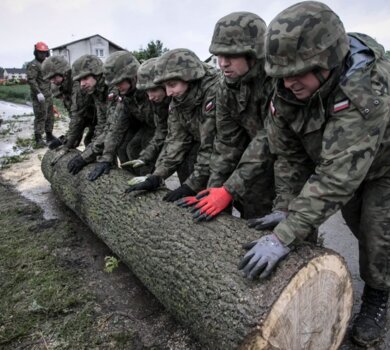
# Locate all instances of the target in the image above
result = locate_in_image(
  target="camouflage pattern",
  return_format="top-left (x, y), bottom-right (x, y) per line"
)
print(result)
top-left (153, 64), bottom-right (220, 192)
top-left (136, 57), bottom-right (160, 90)
top-left (268, 32), bottom-right (390, 290)
top-left (209, 12), bottom-right (266, 59)
top-left (207, 61), bottom-right (275, 219)
top-left (103, 51), bottom-right (140, 86)
top-left (42, 55), bottom-right (70, 80)
top-left (154, 49), bottom-right (206, 84)
top-left (72, 55), bottom-right (103, 81)
top-left (26, 58), bottom-right (54, 134)
top-left (265, 1), bottom-right (349, 78)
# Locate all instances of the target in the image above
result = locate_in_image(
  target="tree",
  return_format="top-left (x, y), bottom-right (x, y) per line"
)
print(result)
top-left (132, 40), bottom-right (169, 62)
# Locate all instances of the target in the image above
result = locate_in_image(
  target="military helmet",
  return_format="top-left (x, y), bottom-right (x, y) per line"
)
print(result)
top-left (136, 57), bottom-right (160, 90)
top-left (42, 55), bottom-right (70, 80)
top-left (154, 48), bottom-right (205, 84)
top-left (103, 51), bottom-right (140, 86)
top-left (209, 12), bottom-right (267, 59)
top-left (72, 54), bottom-right (103, 81)
top-left (265, 1), bottom-right (349, 78)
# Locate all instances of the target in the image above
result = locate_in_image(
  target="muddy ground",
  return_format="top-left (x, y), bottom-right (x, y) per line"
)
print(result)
top-left (0, 100), bottom-right (389, 349)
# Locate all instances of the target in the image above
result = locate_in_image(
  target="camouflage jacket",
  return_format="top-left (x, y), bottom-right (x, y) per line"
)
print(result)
top-left (139, 96), bottom-right (170, 164)
top-left (207, 61), bottom-right (274, 198)
top-left (26, 58), bottom-right (51, 98)
top-left (57, 70), bottom-right (77, 113)
top-left (97, 89), bottom-right (156, 163)
top-left (269, 33), bottom-right (390, 245)
top-left (153, 65), bottom-right (221, 192)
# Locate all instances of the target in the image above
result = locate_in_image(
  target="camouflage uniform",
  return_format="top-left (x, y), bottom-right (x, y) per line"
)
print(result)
top-left (152, 49), bottom-right (220, 192)
top-left (26, 58), bottom-right (54, 136)
top-left (207, 12), bottom-right (275, 219)
top-left (42, 56), bottom-right (96, 147)
top-left (71, 55), bottom-right (109, 162)
top-left (265, 4), bottom-right (390, 291)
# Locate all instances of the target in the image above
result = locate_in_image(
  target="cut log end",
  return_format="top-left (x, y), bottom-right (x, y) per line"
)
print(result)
top-left (241, 254), bottom-right (353, 350)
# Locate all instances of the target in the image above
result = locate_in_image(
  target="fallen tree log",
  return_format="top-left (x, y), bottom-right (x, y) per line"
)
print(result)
top-left (42, 149), bottom-right (353, 350)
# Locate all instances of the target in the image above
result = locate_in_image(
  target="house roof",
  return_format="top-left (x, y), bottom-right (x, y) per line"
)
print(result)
top-left (5, 68), bottom-right (26, 74)
top-left (51, 34), bottom-right (125, 51)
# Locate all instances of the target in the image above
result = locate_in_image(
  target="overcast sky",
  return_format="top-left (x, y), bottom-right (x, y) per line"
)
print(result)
top-left (1, 0), bottom-right (390, 68)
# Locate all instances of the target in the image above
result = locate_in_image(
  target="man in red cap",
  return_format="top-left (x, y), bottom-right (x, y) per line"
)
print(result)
top-left (26, 41), bottom-right (55, 147)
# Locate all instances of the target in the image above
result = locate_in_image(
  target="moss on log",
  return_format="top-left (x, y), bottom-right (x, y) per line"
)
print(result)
top-left (42, 150), bottom-right (353, 350)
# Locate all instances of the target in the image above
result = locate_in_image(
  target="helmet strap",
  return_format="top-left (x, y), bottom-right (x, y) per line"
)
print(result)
top-left (313, 68), bottom-right (327, 85)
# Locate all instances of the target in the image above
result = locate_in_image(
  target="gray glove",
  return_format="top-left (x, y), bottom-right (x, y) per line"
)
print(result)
top-left (247, 210), bottom-right (288, 230)
top-left (238, 233), bottom-right (291, 279)
top-left (37, 93), bottom-right (45, 103)
top-left (121, 159), bottom-right (145, 168)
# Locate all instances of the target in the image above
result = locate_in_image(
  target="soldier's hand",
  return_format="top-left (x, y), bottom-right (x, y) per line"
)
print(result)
top-left (37, 93), bottom-right (45, 103)
top-left (247, 210), bottom-right (288, 230)
top-left (67, 154), bottom-right (87, 175)
top-left (176, 195), bottom-right (199, 208)
top-left (50, 146), bottom-right (69, 166)
top-left (238, 233), bottom-right (291, 280)
top-left (163, 184), bottom-right (195, 202)
top-left (121, 159), bottom-right (145, 169)
top-left (125, 175), bottom-right (162, 193)
top-left (87, 162), bottom-right (111, 181)
top-left (190, 187), bottom-right (233, 222)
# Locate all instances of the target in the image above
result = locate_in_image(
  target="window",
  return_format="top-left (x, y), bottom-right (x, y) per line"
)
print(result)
top-left (95, 49), bottom-right (104, 57)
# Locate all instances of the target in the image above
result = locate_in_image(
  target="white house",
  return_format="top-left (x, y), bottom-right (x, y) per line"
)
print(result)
top-left (3, 68), bottom-right (27, 80)
top-left (50, 34), bottom-right (126, 66)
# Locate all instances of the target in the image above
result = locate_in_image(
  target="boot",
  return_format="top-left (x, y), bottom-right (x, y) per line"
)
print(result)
top-left (351, 285), bottom-right (389, 347)
top-left (34, 133), bottom-right (46, 148)
top-left (45, 132), bottom-right (56, 142)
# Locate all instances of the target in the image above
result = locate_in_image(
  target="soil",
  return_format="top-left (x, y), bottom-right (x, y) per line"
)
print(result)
top-left (1, 100), bottom-right (389, 349)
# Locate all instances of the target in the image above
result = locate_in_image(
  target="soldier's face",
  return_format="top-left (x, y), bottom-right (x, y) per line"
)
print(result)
top-left (217, 55), bottom-right (250, 79)
top-left (50, 75), bottom-right (64, 86)
top-left (146, 87), bottom-right (166, 103)
top-left (283, 70), bottom-right (330, 100)
top-left (164, 80), bottom-right (189, 97)
top-left (117, 80), bottom-right (132, 95)
top-left (80, 75), bottom-right (97, 94)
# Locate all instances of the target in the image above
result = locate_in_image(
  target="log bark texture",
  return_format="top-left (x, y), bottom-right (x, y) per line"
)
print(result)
top-left (42, 150), bottom-right (353, 350)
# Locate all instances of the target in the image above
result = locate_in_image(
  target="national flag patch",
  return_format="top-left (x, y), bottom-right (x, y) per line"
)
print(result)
top-left (333, 99), bottom-right (350, 113)
top-left (269, 100), bottom-right (276, 116)
top-left (107, 92), bottom-right (115, 101)
top-left (205, 99), bottom-right (215, 112)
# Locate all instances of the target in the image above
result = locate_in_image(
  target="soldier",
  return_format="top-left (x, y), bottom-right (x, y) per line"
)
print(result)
top-left (26, 41), bottom-right (54, 147)
top-left (67, 55), bottom-right (109, 175)
top-left (122, 57), bottom-right (170, 173)
top-left (238, 1), bottom-right (390, 347)
top-left (41, 55), bottom-right (95, 149)
top-left (126, 48), bottom-right (220, 202)
top-left (177, 12), bottom-right (275, 221)
top-left (87, 51), bottom-right (159, 181)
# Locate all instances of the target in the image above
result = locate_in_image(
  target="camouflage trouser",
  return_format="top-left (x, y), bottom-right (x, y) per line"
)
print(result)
top-left (32, 96), bottom-right (54, 135)
top-left (341, 172), bottom-right (390, 291)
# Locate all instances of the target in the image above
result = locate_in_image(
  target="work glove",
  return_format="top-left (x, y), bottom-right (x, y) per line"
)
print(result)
top-left (125, 175), bottom-right (162, 193)
top-left (176, 195), bottom-right (199, 208)
top-left (247, 210), bottom-right (288, 230)
top-left (67, 154), bottom-right (87, 175)
top-left (37, 93), bottom-right (45, 103)
top-left (185, 187), bottom-right (233, 222)
top-left (48, 135), bottom-right (66, 150)
top-left (87, 162), bottom-right (111, 181)
top-left (121, 159), bottom-right (146, 169)
top-left (238, 233), bottom-right (291, 280)
top-left (163, 184), bottom-right (196, 202)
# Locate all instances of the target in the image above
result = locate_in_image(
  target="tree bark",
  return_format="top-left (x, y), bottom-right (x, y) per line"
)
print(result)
top-left (42, 150), bottom-right (353, 350)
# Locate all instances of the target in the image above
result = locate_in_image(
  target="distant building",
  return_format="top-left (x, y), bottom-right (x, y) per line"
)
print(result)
top-left (50, 34), bottom-right (126, 65)
top-left (3, 68), bottom-right (27, 80)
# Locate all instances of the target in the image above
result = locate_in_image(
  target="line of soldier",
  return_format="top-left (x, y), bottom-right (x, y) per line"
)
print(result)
top-left (27, 1), bottom-right (390, 347)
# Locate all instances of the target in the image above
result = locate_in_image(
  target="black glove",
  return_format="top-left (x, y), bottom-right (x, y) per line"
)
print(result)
top-left (238, 233), bottom-right (291, 280)
top-left (48, 137), bottom-right (63, 150)
top-left (125, 175), bottom-right (162, 193)
top-left (87, 162), bottom-right (111, 181)
top-left (67, 154), bottom-right (87, 175)
top-left (247, 210), bottom-right (288, 230)
top-left (163, 184), bottom-right (196, 202)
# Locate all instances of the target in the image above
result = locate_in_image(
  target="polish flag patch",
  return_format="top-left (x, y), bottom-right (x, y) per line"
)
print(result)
top-left (333, 99), bottom-right (350, 113)
top-left (205, 99), bottom-right (215, 112)
top-left (269, 100), bottom-right (276, 116)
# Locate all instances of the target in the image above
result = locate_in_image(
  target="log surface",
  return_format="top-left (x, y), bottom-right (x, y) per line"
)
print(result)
top-left (42, 150), bottom-right (353, 350)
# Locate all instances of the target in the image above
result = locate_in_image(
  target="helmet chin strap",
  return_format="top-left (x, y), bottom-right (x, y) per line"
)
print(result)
top-left (313, 68), bottom-right (327, 85)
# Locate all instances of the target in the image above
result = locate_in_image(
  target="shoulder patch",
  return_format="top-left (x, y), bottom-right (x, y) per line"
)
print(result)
top-left (333, 99), bottom-right (350, 113)
top-left (205, 99), bottom-right (215, 112)
top-left (107, 92), bottom-right (115, 101)
top-left (269, 100), bottom-right (276, 116)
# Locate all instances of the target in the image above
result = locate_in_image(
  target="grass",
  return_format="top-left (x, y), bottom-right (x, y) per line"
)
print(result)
top-left (0, 84), bottom-right (30, 104)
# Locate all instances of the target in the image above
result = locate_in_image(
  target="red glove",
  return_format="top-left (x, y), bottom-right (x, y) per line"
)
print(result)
top-left (191, 187), bottom-right (233, 221)
top-left (176, 195), bottom-right (199, 208)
